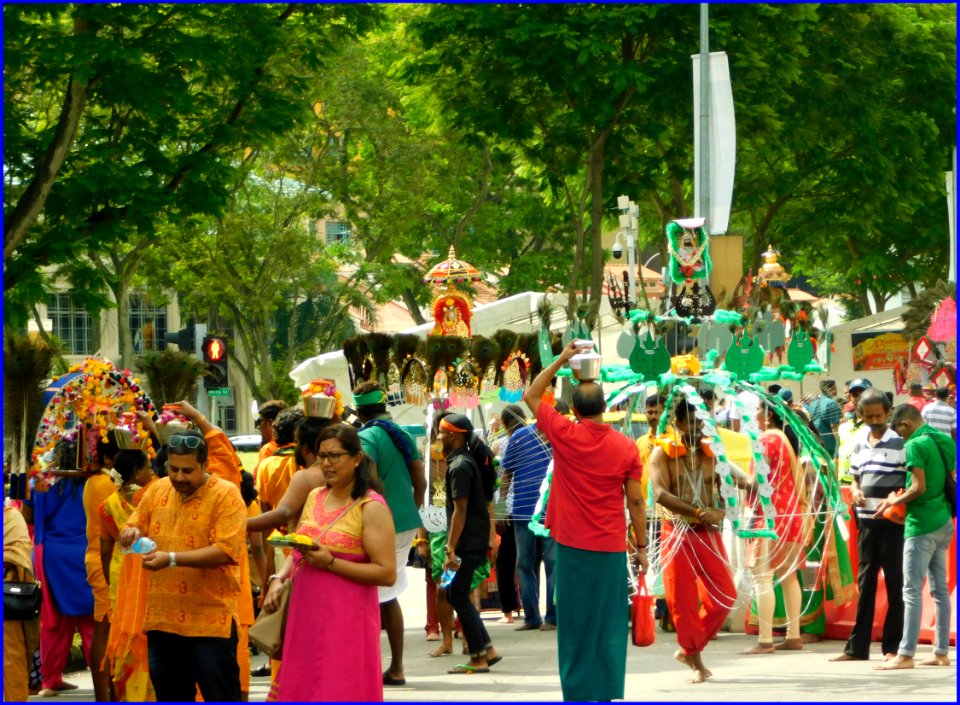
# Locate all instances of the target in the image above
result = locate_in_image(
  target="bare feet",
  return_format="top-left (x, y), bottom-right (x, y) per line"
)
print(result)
top-left (54, 682), bottom-right (78, 691)
top-left (426, 631), bottom-right (440, 642)
top-left (428, 644), bottom-right (453, 657)
top-left (775, 638), bottom-right (804, 651)
top-left (675, 649), bottom-right (712, 682)
top-left (496, 614), bottom-right (515, 624)
top-left (883, 653), bottom-right (897, 661)
top-left (829, 653), bottom-right (866, 662)
top-left (875, 655), bottom-right (914, 671)
top-left (919, 655), bottom-right (951, 667)
top-left (740, 643), bottom-right (775, 655)
top-left (800, 632), bottom-right (820, 644)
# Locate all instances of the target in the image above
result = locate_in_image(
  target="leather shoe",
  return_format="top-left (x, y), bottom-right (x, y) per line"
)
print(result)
top-left (251, 664), bottom-right (272, 677)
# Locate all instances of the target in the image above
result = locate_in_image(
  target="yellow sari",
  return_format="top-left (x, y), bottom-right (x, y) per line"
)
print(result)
top-left (99, 489), bottom-right (155, 702)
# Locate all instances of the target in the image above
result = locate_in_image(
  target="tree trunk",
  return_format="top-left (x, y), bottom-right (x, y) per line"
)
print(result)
top-left (403, 288), bottom-right (427, 326)
top-left (115, 278), bottom-right (135, 371)
top-left (751, 195), bottom-right (792, 273)
top-left (4, 18), bottom-right (96, 262)
top-left (587, 137), bottom-right (607, 329)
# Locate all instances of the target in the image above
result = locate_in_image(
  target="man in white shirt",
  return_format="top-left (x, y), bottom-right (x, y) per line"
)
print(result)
top-left (728, 389), bottom-right (761, 432)
top-left (921, 387), bottom-right (956, 439)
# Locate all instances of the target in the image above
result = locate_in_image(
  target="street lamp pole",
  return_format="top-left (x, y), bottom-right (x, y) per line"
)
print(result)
top-left (617, 195), bottom-right (638, 306)
top-left (698, 3), bottom-right (710, 224)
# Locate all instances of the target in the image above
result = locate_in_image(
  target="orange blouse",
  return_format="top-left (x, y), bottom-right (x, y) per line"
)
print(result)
top-left (84, 472), bottom-right (118, 564)
top-left (123, 475), bottom-right (247, 638)
top-left (256, 446), bottom-right (297, 509)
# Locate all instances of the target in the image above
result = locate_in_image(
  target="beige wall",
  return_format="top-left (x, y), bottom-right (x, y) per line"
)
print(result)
top-left (709, 234), bottom-right (744, 307)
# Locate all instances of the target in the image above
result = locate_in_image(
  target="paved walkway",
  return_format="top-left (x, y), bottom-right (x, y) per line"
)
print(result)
top-left (30, 567), bottom-right (956, 702)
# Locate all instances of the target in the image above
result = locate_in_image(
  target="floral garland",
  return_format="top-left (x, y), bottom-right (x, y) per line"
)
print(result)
top-left (32, 357), bottom-right (158, 477)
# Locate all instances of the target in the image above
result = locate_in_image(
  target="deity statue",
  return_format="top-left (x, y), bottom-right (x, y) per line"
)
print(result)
top-left (666, 217), bottom-right (716, 320)
top-left (431, 296), bottom-right (471, 337)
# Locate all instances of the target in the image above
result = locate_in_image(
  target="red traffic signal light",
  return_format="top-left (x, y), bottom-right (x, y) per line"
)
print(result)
top-left (202, 337), bottom-right (228, 389)
top-left (204, 337), bottom-right (226, 362)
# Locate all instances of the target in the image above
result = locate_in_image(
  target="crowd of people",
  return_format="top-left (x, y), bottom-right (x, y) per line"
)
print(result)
top-left (3, 351), bottom-right (955, 702)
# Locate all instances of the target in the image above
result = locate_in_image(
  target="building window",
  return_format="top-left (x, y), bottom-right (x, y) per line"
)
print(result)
top-left (47, 293), bottom-right (95, 355)
top-left (128, 294), bottom-right (168, 354)
top-left (217, 403), bottom-right (237, 434)
top-left (324, 220), bottom-right (351, 245)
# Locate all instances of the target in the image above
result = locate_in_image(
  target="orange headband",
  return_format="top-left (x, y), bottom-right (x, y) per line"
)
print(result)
top-left (440, 419), bottom-right (469, 433)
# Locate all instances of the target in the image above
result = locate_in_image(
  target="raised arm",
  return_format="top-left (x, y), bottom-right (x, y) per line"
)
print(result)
top-left (523, 340), bottom-right (579, 416)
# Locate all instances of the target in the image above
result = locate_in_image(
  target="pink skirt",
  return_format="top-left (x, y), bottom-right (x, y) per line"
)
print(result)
top-left (271, 552), bottom-right (382, 702)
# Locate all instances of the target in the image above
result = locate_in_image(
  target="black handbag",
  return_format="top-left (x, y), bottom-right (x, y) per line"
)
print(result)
top-left (3, 580), bottom-right (42, 621)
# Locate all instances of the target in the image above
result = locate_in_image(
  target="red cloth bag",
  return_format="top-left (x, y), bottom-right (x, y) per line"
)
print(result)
top-left (631, 573), bottom-right (655, 647)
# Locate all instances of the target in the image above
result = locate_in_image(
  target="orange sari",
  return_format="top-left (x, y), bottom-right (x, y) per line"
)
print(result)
top-left (100, 487), bottom-right (155, 702)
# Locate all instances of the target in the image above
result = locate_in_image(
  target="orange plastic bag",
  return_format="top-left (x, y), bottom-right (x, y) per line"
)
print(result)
top-left (882, 489), bottom-right (906, 525)
top-left (631, 573), bottom-right (655, 647)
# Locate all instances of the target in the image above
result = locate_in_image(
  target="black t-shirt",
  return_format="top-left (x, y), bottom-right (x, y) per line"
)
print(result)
top-left (445, 446), bottom-right (490, 554)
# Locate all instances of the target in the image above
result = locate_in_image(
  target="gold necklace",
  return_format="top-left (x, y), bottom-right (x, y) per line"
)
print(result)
top-left (323, 487), bottom-right (353, 512)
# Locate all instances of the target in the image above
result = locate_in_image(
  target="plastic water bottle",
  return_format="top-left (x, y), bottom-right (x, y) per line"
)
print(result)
top-left (439, 568), bottom-right (457, 589)
top-left (123, 537), bottom-right (157, 555)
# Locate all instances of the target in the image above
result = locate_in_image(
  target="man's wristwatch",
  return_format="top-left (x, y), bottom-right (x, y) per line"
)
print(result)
top-left (168, 552), bottom-right (177, 568)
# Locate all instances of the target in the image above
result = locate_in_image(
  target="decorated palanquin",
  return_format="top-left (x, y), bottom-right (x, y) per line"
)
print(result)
top-left (424, 246), bottom-right (481, 338)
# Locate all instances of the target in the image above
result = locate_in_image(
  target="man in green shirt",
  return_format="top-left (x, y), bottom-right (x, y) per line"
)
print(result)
top-left (353, 381), bottom-right (427, 687)
top-left (874, 404), bottom-right (954, 671)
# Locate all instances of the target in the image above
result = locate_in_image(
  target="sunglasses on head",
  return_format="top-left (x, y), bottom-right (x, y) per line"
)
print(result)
top-left (168, 435), bottom-right (204, 450)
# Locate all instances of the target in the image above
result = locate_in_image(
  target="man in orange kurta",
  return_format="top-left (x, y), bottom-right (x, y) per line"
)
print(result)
top-left (120, 429), bottom-right (247, 702)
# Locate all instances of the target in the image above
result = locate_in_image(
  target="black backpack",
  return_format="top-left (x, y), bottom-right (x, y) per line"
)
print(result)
top-left (929, 435), bottom-right (956, 518)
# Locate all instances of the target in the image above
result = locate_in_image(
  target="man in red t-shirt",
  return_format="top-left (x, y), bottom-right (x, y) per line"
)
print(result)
top-left (906, 384), bottom-right (929, 413)
top-left (523, 340), bottom-right (647, 703)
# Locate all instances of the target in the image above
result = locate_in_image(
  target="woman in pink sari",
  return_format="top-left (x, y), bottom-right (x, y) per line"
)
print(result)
top-left (262, 423), bottom-right (396, 702)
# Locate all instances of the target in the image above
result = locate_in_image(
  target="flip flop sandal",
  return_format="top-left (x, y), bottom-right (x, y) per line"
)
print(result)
top-left (448, 664), bottom-right (490, 674)
top-left (487, 655), bottom-right (503, 667)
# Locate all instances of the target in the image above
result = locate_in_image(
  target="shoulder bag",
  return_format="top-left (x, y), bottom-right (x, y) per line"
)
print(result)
top-left (3, 573), bottom-right (41, 622)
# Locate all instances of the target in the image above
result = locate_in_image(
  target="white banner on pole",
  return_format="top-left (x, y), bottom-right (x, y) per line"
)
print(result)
top-left (692, 51), bottom-right (736, 235)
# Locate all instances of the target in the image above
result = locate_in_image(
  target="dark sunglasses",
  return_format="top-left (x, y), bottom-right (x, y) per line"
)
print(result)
top-left (169, 435), bottom-right (204, 450)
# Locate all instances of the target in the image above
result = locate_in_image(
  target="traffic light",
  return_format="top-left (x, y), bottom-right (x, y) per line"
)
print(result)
top-left (202, 336), bottom-right (229, 389)
top-left (164, 322), bottom-right (206, 354)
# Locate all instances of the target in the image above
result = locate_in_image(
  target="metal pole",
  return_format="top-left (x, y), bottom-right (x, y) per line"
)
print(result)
top-left (627, 203), bottom-right (638, 306)
top-left (699, 3), bottom-right (710, 224)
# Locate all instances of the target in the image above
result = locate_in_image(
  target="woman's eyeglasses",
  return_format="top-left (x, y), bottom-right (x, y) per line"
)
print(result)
top-left (317, 451), bottom-right (352, 464)
top-left (168, 435), bottom-right (205, 450)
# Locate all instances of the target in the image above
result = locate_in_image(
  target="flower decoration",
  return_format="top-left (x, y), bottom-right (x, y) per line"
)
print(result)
top-left (32, 356), bottom-right (158, 478)
top-left (107, 467), bottom-right (124, 489)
